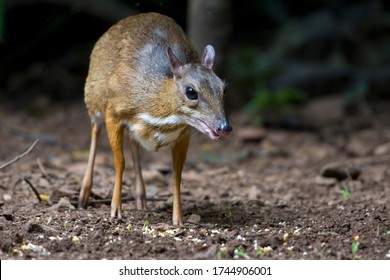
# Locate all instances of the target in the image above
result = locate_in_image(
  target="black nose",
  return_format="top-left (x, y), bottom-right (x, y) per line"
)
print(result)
top-left (217, 119), bottom-right (233, 135)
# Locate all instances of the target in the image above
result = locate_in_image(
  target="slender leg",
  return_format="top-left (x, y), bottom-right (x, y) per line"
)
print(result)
top-left (129, 140), bottom-right (147, 210)
top-left (79, 114), bottom-right (103, 208)
top-left (171, 129), bottom-right (190, 225)
top-left (105, 116), bottom-right (125, 221)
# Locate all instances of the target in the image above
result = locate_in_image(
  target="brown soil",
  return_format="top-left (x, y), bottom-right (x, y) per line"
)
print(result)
top-left (0, 103), bottom-right (389, 260)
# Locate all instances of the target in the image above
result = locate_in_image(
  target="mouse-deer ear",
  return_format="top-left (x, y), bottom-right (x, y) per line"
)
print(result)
top-left (167, 47), bottom-right (183, 79)
top-left (201, 45), bottom-right (215, 69)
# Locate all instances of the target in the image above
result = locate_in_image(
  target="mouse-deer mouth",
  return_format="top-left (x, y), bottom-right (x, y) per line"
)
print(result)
top-left (195, 118), bottom-right (220, 140)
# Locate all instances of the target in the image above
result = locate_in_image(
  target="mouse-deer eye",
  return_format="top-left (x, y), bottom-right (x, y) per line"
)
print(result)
top-left (185, 86), bottom-right (198, 100)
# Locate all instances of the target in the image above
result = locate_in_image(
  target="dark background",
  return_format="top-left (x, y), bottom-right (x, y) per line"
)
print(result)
top-left (0, 0), bottom-right (389, 122)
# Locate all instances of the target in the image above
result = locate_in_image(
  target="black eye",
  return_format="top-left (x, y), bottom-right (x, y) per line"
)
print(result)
top-left (185, 86), bottom-right (198, 100)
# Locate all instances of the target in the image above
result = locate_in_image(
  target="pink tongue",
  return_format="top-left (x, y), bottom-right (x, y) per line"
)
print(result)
top-left (197, 119), bottom-right (220, 139)
top-left (208, 129), bottom-right (220, 140)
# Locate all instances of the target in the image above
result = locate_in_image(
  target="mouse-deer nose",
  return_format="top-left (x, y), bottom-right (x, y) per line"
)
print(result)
top-left (216, 118), bottom-right (233, 136)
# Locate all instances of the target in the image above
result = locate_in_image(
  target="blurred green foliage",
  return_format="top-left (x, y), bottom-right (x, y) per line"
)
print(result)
top-left (228, 47), bottom-right (305, 123)
top-left (246, 87), bottom-right (306, 113)
top-left (225, 1), bottom-right (390, 117)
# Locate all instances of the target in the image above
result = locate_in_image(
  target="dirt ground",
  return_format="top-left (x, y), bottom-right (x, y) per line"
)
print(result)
top-left (0, 102), bottom-right (389, 260)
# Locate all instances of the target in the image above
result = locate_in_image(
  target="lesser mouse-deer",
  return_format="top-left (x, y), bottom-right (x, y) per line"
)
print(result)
top-left (78, 12), bottom-right (232, 225)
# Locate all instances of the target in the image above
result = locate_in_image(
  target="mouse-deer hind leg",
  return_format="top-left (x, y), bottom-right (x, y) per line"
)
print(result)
top-left (79, 113), bottom-right (103, 208)
top-left (129, 140), bottom-right (147, 210)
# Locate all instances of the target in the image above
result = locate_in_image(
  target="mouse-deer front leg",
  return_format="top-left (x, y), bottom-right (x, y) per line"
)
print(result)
top-left (105, 114), bottom-right (125, 221)
top-left (171, 128), bottom-right (190, 225)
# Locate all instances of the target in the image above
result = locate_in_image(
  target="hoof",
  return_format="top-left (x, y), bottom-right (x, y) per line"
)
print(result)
top-left (78, 198), bottom-right (89, 209)
top-left (136, 195), bottom-right (147, 210)
top-left (110, 206), bottom-right (122, 222)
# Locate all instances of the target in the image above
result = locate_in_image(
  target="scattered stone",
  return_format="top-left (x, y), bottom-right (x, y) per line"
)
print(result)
top-left (21, 242), bottom-right (50, 256)
top-left (346, 137), bottom-right (373, 157)
top-left (186, 214), bottom-right (201, 224)
top-left (259, 139), bottom-right (287, 157)
top-left (24, 221), bottom-right (44, 233)
top-left (194, 244), bottom-right (218, 260)
top-left (149, 163), bottom-right (171, 175)
top-left (315, 176), bottom-right (337, 186)
top-left (2, 213), bottom-right (13, 221)
top-left (236, 126), bottom-right (266, 143)
top-left (72, 236), bottom-right (80, 243)
top-left (374, 142), bottom-right (390, 155)
top-left (301, 95), bottom-right (344, 127)
top-left (248, 185), bottom-right (259, 200)
top-left (321, 163), bottom-right (361, 180)
top-left (50, 188), bottom-right (78, 204)
top-left (14, 233), bottom-right (24, 244)
top-left (24, 221), bottom-right (58, 235)
top-left (142, 169), bottom-right (167, 182)
top-left (48, 197), bottom-right (76, 212)
top-left (3, 194), bottom-right (12, 201)
top-left (91, 229), bottom-right (104, 240)
top-left (236, 235), bottom-right (246, 241)
top-left (38, 178), bottom-right (50, 188)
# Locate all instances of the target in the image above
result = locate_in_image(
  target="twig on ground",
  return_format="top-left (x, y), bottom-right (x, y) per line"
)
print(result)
top-left (24, 177), bottom-right (42, 203)
top-left (36, 157), bottom-right (50, 180)
top-left (0, 139), bottom-right (39, 170)
top-left (12, 177), bottom-right (22, 191)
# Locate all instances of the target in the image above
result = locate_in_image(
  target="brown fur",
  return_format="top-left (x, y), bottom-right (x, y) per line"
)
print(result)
top-left (79, 13), bottom-right (231, 225)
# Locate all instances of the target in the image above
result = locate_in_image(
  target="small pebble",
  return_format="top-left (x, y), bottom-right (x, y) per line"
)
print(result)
top-left (186, 214), bottom-right (201, 224)
top-left (315, 176), bottom-right (337, 186)
top-left (374, 142), bottom-right (390, 155)
top-left (24, 221), bottom-right (44, 233)
top-left (237, 126), bottom-right (266, 143)
top-left (3, 194), bottom-right (12, 201)
top-left (321, 164), bottom-right (361, 180)
top-left (48, 197), bottom-right (75, 212)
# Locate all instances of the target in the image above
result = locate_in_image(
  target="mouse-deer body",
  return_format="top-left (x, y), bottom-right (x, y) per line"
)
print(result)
top-left (79, 13), bottom-right (232, 225)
